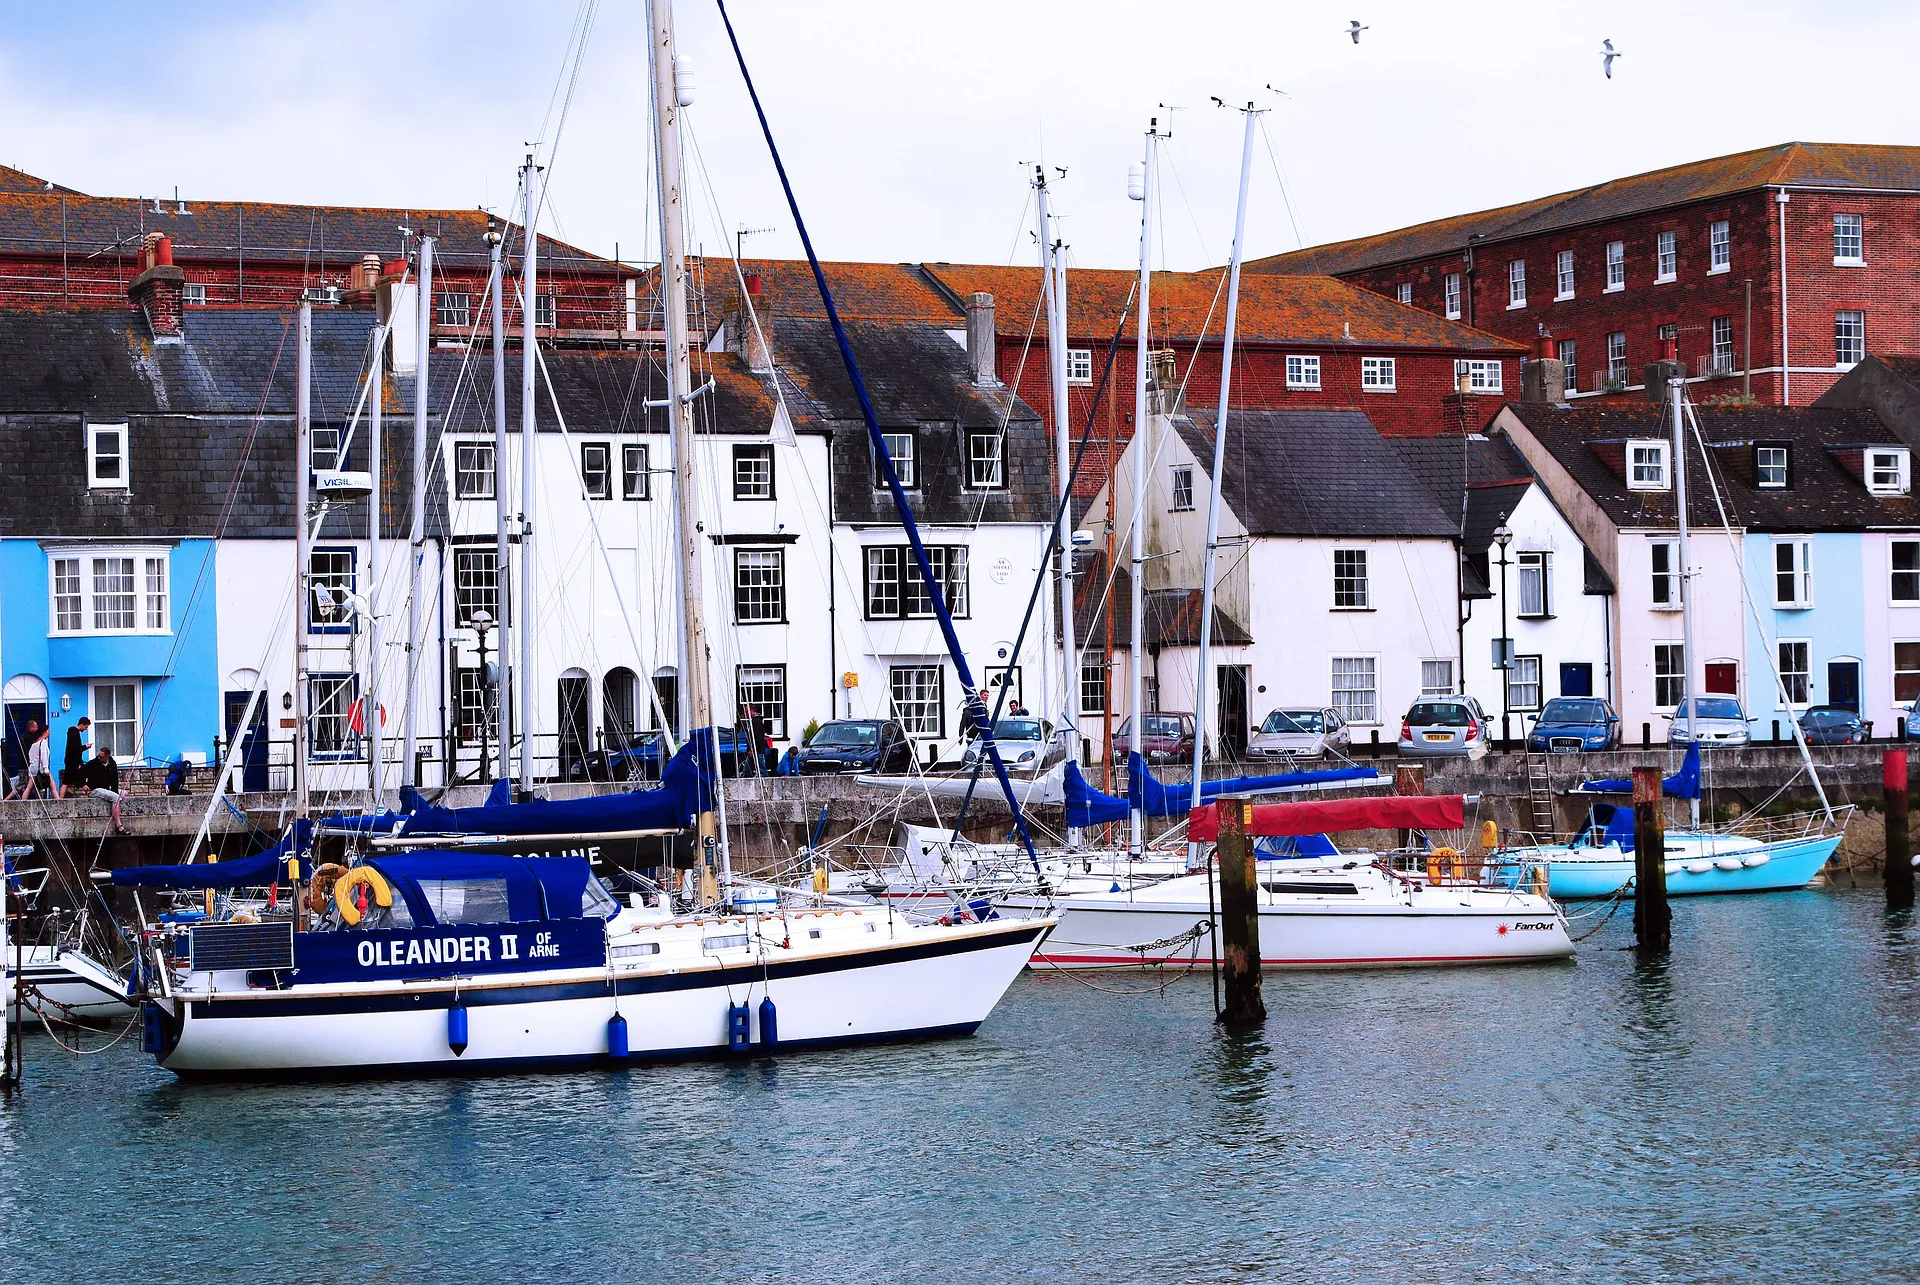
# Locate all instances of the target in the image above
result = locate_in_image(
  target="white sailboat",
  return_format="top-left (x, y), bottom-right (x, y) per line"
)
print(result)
top-left (119, 0), bottom-right (1050, 1077)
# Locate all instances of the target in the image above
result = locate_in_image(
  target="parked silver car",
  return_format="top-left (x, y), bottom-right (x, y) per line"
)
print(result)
top-left (959, 717), bottom-right (1068, 772)
top-left (1249, 707), bottom-right (1350, 760)
top-left (1397, 695), bottom-right (1493, 760)
top-left (1664, 696), bottom-right (1751, 746)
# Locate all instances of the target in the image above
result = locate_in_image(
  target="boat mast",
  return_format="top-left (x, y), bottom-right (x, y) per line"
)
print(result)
top-left (517, 154), bottom-right (541, 796)
top-left (1188, 104), bottom-right (1260, 864)
top-left (1036, 166), bottom-right (1079, 844)
top-left (1670, 372), bottom-right (1701, 827)
top-left (1127, 121), bottom-right (1156, 860)
top-left (648, 0), bottom-right (721, 885)
top-left (366, 305), bottom-right (385, 803)
top-left (404, 235), bottom-right (435, 789)
top-left (294, 299), bottom-right (313, 824)
top-left (489, 227), bottom-right (512, 785)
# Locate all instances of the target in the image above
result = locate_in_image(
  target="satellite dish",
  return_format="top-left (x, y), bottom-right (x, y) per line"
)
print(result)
top-left (1071, 529), bottom-right (1096, 548)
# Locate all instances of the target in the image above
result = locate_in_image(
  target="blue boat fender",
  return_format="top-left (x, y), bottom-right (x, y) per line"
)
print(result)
top-left (607, 1012), bottom-right (630, 1060)
top-left (448, 1003), bottom-right (469, 1056)
top-left (758, 996), bottom-right (779, 1049)
top-left (727, 1002), bottom-right (751, 1052)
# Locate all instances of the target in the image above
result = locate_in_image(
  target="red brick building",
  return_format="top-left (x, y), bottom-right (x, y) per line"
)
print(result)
top-left (1248, 142), bottom-right (1920, 407)
top-left (0, 163), bottom-right (631, 340)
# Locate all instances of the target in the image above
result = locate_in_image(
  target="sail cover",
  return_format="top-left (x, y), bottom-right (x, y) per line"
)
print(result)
top-left (1575, 742), bottom-right (1701, 800)
top-left (1188, 795), bottom-right (1464, 841)
top-left (1128, 752), bottom-right (1377, 817)
top-left (112, 821), bottom-right (315, 889)
top-left (1063, 760), bottom-right (1129, 828)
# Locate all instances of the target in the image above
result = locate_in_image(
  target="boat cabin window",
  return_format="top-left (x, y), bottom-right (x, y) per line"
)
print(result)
top-left (702, 933), bottom-right (750, 952)
top-left (579, 875), bottom-right (622, 920)
top-left (1260, 881), bottom-right (1361, 895)
top-left (418, 877), bottom-right (513, 925)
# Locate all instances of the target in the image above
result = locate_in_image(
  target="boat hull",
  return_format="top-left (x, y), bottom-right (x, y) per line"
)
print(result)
top-left (1006, 889), bottom-right (1572, 971)
top-left (6, 946), bottom-right (134, 1026)
top-left (1533, 833), bottom-right (1840, 898)
top-left (153, 919), bottom-right (1048, 1077)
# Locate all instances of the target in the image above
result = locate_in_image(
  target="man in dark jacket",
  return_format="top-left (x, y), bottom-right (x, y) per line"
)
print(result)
top-left (87, 747), bottom-right (128, 835)
top-left (57, 716), bottom-right (90, 799)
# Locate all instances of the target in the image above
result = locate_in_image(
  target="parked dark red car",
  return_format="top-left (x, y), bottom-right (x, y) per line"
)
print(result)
top-left (1109, 712), bottom-right (1196, 764)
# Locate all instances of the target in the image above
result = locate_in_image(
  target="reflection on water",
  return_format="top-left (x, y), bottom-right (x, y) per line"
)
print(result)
top-left (4, 889), bottom-right (1918, 1283)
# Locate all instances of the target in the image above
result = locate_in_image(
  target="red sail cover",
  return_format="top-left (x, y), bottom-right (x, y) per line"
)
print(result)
top-left (1188, 795), bottom-right (1465, 841)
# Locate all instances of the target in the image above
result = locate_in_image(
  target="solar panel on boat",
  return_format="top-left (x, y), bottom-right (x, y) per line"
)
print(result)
top-left (189, 921), bottom-right (295, 972)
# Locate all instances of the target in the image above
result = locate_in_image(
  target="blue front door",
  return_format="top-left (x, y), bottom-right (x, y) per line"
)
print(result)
top-left (1559, 663), bottom-right (1593, 697)
top-left (1827, 661), bottom-right (1861, 714)
top-left (223, 691), bottom-right (269, 793)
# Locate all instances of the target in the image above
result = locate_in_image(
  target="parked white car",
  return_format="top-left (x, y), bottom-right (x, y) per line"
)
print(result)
top-left (1397, 695), bottom-right (1493, 760)
top-left (1664, 696), bottom-right (1751, 746)
top-left (1248, 707), bottom-right (1350, 760)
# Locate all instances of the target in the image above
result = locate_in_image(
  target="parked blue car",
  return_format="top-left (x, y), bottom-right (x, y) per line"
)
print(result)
top-left (568, 727), bottom-right (771, 781)
top-left (1526, 697), bottom-right (1619, 753)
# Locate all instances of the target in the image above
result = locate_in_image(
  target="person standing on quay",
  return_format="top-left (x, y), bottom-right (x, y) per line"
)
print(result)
top-left (24, 724), bottom-right (53, 800)
top-left (57, 716), bottom-right (90, 799)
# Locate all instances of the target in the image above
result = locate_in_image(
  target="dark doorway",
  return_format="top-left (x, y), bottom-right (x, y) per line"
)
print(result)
top-left (1216, 664), bottom-right (1250, 761)
top-left (602, 667), bottom-right (638, 752)
top-left (558, 674), bottom-right (591, 780)
top-left (652, 671), bottom-right (679, 734)
top-left (1827, 660), bottom-right (1861, 713)
top-left (4, 701), bottom-right (47, 784)
top-left (1558, 663), bottom-right (1594, 698)
top-left (223, 691), bottom-right (270, 793)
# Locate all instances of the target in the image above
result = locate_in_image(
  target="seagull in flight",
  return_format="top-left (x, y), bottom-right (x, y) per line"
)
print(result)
top-left (1346, 19), bottom-right (1368, 43)
top-left (1600, 39), bottom-right (1622, 78)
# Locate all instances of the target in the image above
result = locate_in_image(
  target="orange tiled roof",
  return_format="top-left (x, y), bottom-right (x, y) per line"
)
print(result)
top-left (676, 257), bottom-right (957, 324)
top-left (1248, 142), bottom-right (1920, 277)
top-left (921, 262), bottom-right (1522, 352)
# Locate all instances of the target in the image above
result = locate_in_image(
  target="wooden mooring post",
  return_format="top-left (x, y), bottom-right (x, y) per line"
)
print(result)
top-left (1394, 763), bottom-right (1426, 850)
top-left (1215, 799), bottom-right (1266, 1025)
top-left (1886, 749), bottom-right (1913, 911)
top-left (1632, 767), bottom-right (1671, 953)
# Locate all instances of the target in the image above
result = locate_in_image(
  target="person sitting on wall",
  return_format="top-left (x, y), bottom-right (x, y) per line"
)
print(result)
top-left (164, 757), bottom-right (191, 796)
top-left (57, 716), bottom-right (90, 800)
top-left (87, 747), bottom-right (129, 835)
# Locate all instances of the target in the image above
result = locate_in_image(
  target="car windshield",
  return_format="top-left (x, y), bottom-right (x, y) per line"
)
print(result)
top-left (1681, 698), bottom-right (1744, 720)
top-left (989, 719), bottom-right (1042, 741)
top-left (1143, 716), bottom-right (1184, 737)
top-left (1408, 702), bottom-right (1473, 727)
top-left (1540, 699), bottom-right (1608, 724)
top-left (1261, 710), bottom-right (1323, 733)
top-left (1804, 709), bottom-right (1853, 726)
top-left (812, 724), bottom-right (877, 746)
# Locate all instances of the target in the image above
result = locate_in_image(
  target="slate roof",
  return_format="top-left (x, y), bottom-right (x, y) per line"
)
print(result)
top-left (0, 188), bottom-right (608, 275)
top-left (0, 307), bottom-right (436, 540)
top-left (1390, 435), bottom-right (1536, 595)
top-left (434, 343), bottom-right (780, 439)
top-left (1072, 555), bottom-right (1253, 648)
top-left (920, 263), bottom-right (1522, 353)
top-left (768, 317), bottom-right (1054, 525)
top-left (1250, 142), bottom-right (1920, 276)
top-left (1172, 408), bottom-right (1459, 539)
top-left (0, 165), bottom-right (79, 195)
top-left (1501, 401), bottom-right (1920, 531)
top-left (668, 258), bottom-right (956, 326)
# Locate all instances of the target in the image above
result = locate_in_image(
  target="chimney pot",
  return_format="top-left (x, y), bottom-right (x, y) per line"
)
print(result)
top-left (745, 271), bottom-right (763, 296)
top-left (966, 292), bottom-right (998, 386)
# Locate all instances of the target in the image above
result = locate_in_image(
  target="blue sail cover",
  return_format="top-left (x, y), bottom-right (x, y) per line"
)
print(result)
top-left (1063, 760), bottom-right (1130, 828)
top-left (1126, 752), bottom-right (1377, 817)
top-left (335, 736), bottom-right (715, 839)
top-left (1576, 742), bottom-right (1701, 800)
top-left (111, 821), bottom-right (315, 889)
top-left (364, 851), bottom-right (600, 924)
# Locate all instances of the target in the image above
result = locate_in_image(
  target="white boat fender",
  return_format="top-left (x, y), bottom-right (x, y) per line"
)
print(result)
top-left (1714, 857), bottom-right (1744, 872)
top-left (448, 1003), bottom-right (469, 1056)
top-left (1685, 860), bottom-right (1714, 875)
top-left (1741, 853), bottom-right (1770, 869)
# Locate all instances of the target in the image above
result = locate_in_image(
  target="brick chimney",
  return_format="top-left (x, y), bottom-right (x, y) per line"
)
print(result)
top-left (1521, 334), bottom-right (1566, 403)
top-left (1643, 334), bottom-right (1685, 401)
top-left (128, 232), bottom-right (185, 340)
top-left (966, 292), bottom-right (998, 386)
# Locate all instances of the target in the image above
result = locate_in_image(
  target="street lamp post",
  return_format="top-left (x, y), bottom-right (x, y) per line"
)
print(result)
top-left (472, 609), bottom-right (495, 783)
top-left (1493, 523), bottom-right (1514, 749)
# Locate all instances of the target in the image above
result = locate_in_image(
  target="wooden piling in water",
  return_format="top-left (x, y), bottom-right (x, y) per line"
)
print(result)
top-left (1885, 749), bottom-right (1913, 911)
top-left (1214, 798), bottom-right (1266, 1025)
top-left (1394, 764), bottom-right (1426, 849)
top-left (1632, 767), bottom-right (1671, 953)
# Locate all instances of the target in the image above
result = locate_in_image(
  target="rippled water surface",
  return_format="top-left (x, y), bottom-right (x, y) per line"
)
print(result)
top-left (4, 889), bottom-right (1917, 1283)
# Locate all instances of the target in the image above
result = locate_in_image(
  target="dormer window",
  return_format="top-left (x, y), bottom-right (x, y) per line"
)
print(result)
top-left (1868, 448), bottom-right (1911, 496)
top-left (1756, 444), bottom-right (1789, 489)
top-left (88, 422), bottom-right (129, 489)
top-left (1627, 439), bottom-right (1670, 491)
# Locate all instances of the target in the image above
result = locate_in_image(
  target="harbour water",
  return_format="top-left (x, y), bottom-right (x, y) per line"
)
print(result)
top-left (4, 889), bottom-right (1916, 1283)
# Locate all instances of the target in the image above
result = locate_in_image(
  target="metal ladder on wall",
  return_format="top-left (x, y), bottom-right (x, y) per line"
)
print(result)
top-left (1525, 752), bottom-right (1557, 841)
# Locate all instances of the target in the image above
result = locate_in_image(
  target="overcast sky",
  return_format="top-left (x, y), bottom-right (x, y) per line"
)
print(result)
top-left (5, 1), bottom-right (1919, 274)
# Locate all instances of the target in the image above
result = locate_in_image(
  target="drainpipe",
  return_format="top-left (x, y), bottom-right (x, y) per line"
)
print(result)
top-left (1776, 190), bottom-right (1791, 406)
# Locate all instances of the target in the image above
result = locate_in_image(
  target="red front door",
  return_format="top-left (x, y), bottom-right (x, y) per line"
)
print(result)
top-left (1704, 662), bottom-right (1738, 695)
